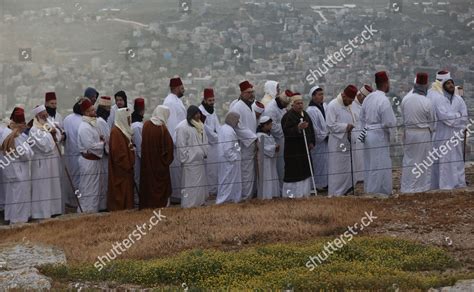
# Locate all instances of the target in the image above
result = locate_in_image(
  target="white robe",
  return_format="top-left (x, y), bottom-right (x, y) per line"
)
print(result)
top-left (216, 124), bottom-right (242, 204)
top-left (0, 130), bottom-right (33, 223)
top-left (360, 90), bottom-right (397, 196)
top-left (326, 98), bottom-right (355, 196)
top-left (400, 91), bottom-right (436, 193)
top-left (199, 104), bottom-right (220, 194)
top-left (256, 132), bottom-right (280, 199)
top-left (307, 103), bottom-right (329, 189)
top-left (48, 112), bottom-right (64, 129)
top-left (96, 117), bottom-right (110, 210)
top-left (63, 113), bottom-right (83, 207)
top-left (107, 103), bottom-right (133, 129)
top-left (263, 99), bottom-right (287, 188)
top-left (176, 120), bottom-right (209, 208)
top-left (29, 125), bottom-right (63, 219)
top-left (0, 125), bottom-right (5, 211)
top-left (351, 99), bottom-right (365, 182)
top-left (47, 115), bottom-right (68, 212)
top-left (163, 93), bottom-right (187, 200)
top-left (281, 178), bottom-right (311, 199)
top-left (429, 90), bottom-right (468, 189)
top-left (131, 121), bottom-right (143, 206)
top-left (77, 121), bottom-right (104, 213)
top-left (230, 100), bottom-right (257, 200)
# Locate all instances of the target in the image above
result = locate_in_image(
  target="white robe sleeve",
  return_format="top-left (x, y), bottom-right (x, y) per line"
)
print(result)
top-left (204, 115), bottom-right (219, 145)
top-left (222, 129), bottom-right (239, 162)
top-left (259, 134), bottom-right (277, 158)
top-left (326, 105), bottom-right (348, 140)
top-left (307, 108), bottom-right (328, 143)
top-left (79, 126), bottom-right (104, 157)
top-left (18, 133), bottom-right (34, 161)
top-left (132, 125), bottom-right (143, 159)
top-left (30, 128), bottom-right (56, 154)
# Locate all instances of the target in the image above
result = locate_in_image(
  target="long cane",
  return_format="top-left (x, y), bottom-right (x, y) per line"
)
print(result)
top-left (300, 117), bottom-right (318, 196)
top-left (463, 129), bottom-right (468, 162)
top-left (348, 134), bottom-right (356, 196)
top-left (54, 141), bottom-right (83, 213)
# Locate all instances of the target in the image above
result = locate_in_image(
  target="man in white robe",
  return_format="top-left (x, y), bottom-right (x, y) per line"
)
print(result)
top-left (0, 121), bottom-right (4, 214)
top-left (216, 112), bottom-right (242, 204)
top-left (262, 92), bottom-right (289, 188)
top-left (45, 92), bottom-right (68, 211)
top-left (131, 98), bottom-right (145, 207)
top-left (0, 108), bottom-right (33, 224)
top-left (260, 80), bottom-right (279, 106)
top-left (96, 96), bottom-right (112, 211)
top-left (77, 99), bottom-right (105, 213)
top-left (29, 105), bottom-right (63, 219)
top-left (256, 116), bottom-right (280, 199)
top-left (44, 92), bottom-right (64, 129)
top-left (400, 73), bottom-right (436, 193)
top-left (429, 72), bottom-right (468, 189)
top-left (176, 105), bottom-right (209, 208)
top-left (307, 86), bottom-right (329, 190)
top-left (360, 71), bottom-right (397, 196)
top-left (107, 90), bottom-right (133, 129)
top-left (351, 85), bottom-right (373, 182)
top-left (63, 99), bottom-right (85, 208)
top-left (198, 88), bottom-right (220, 195)
top-left (229, 80), bottom-right (258, 200)
top-left (326, 85), bottom-right (358, 196)
top-left (163, 77), bottom-right (187, 203)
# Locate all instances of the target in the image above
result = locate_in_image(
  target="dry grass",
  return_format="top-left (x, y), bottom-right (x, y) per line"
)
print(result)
top-left (0, 197), bottom-right (386, 264)
top-left (0, 168), bottom-right (472, 267)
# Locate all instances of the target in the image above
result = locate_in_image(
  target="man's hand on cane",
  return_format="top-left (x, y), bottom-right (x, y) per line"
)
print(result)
top-left (298, 120), bottom-right (309, 130)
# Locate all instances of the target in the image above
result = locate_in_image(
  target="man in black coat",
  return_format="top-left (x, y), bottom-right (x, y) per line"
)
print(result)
top-left (281, 90), bottom-right (316, 198)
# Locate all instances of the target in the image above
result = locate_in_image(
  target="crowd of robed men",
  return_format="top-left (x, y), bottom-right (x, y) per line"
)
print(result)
top-left (0, 69), bottom-right (469, 224)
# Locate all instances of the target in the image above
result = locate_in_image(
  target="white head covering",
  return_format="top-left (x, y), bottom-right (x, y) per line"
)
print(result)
top-left (436, 71), bottom-right (451, 81)
top-left (150, 105), bottom-right (170, 126)
top-left (309, 85), bottom-right (321, 98)
top-left (264, 81), bottom-right (278, 99)
top-left (259, 115), bottom-right (271, 124)
top-left (114, 108), bottom-right (133, 141)
top-left (32, 105), bottom-right (46, 116)
top-left (252, 101), bottom-right (265, 114)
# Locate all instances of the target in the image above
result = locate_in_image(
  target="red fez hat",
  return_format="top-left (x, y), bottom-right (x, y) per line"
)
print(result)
top-left (204, 88), bottom-right (214, 99)
top-left (375, 71), bottom-right (389, 84)
top-left (169, 77), bottom-right (183, 88)
top-left (45, 92), bottom-right (57, 102)
top-left (239, 80), bottom-right (253, 92)
top-left (364, 85), bottom-right (374, 93)
top-left (80, 98), bottom-right (93, 114)
top-left (344, 85), bottom-right (358, 99)
top-left (416, 72), bottom-right (428, 85)
top-left (134, 97), bottom-right (145, 109)
top-left (284, 89), bottom-right (295, 97)
top-left (12, 108), bottom-right (25, 123)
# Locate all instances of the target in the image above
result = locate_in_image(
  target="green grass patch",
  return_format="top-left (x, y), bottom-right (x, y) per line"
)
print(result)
top-left (40, 237), bottom-right (471, 290)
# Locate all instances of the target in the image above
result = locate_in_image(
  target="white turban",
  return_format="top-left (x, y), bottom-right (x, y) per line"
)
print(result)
top-left (309, 86), bottom-right (320, 97)
top-left (436, 71), bottom-right (451, 81)
top-left (31, 105), bottom-right (46, 116)
top-left (259, 115), bottom-right (271, 124)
